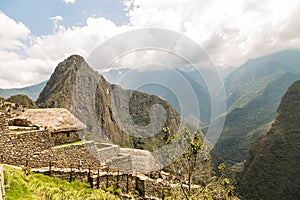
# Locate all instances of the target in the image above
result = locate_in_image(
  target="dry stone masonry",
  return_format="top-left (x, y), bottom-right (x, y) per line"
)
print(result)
top-left (0, 107), bottom-right (150, 172)
top-left (0, 104), bottom-right (170, 199)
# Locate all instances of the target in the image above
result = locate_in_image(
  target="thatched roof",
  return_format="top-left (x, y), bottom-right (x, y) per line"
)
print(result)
top-left (17, 108), bottom-right (86, 132)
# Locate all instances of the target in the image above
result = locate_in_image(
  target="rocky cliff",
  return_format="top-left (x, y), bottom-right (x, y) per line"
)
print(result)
top-left (36, 55), bottom-right (182, 150)
top-left (238, 80), bottom-right (300, 199)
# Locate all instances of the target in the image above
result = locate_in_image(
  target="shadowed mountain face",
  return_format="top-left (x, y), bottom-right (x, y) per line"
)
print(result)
top-left (6, 94), bottom-right (37, 108)
top-left (103, 68), bottom-right (212, 125)
top-left (238, 80), bottom-right (300, 200)
top-left (214, 49), bottom-right (300, 165)
top-left (36, 55), bottom-right (182, 150)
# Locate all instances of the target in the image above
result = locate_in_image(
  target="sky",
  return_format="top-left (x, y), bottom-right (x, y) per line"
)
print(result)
top-left (0, 0), bottom-right (300, 88)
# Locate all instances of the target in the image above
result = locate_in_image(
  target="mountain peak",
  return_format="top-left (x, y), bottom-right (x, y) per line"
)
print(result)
top-left (36, 55), bottom-right (182, 149)
top-left (56, 54), bottom-right (88, 72)
top-left (66, 54), bottom-right (85, 62)
top-left (36, 54), bottom-right (92, 108)
top-left (64, 54), bottom-right (85, 64)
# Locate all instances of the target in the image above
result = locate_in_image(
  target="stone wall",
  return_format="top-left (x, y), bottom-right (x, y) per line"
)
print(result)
top-left (107, 153), bottom-right (132, 172)
top-left (0, 129), bottom-right (132, 171)
top-left (35, 169), bottom-right (139, 193)
top-left (0, 165), bottom-right (4, 200)
top-left (50, 142), bottom-right (103, 169)
top-left (0, 102), bottom-right (26, 119)
top-left (33, 168), bottom-right (170, 199)
top-left (120, 148), bottom-right (161, 173)
top-left (0, 110), bottom-right (132, 173)
top-left (0, 113), bottom-right (8, 134)
top-left (51, 130), bottom-right (81, 146)
top-left (96, 143), bottom-right (120, 162)
top-left (0, 130), bottom-right (54, 167)
top-left (50, 142), bottom-right (132, 171)
top-left (35, 169), bottom-right (171, 199)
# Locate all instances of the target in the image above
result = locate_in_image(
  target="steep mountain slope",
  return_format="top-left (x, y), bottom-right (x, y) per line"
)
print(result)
top-left (238, 80), bottom-right (300, 200)
top-left (6, 94), bottom-right (37, 108)
top-left (214, 49), bottom-right (300, 164)
top-left (103, 68), bottom-right (211, 124)
top-left (36, 55), bottom-right (182, 150)
top-left (0, 81), bottom-right (46, 100)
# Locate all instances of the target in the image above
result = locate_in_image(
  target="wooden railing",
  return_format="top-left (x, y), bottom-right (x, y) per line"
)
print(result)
top-left (0, 164), bottom-right (4, 200)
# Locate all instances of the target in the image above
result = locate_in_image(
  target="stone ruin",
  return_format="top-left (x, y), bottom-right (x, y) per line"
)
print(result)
top-left (0, 105), bottom-right (158, 173)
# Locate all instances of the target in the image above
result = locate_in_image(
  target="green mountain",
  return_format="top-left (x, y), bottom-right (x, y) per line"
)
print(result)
top-left (0, 81), bottom-right (46, 101)
top-left (214, 49), bottom-right (300, 165)
top-left (36, 55), bottom-right (182, 150)
top-left (6, 94), bottom-right (37, 108)
top-left (103, 68), bottom-right (212, 124)
top-left (238, 80), bottom-right (300, 200)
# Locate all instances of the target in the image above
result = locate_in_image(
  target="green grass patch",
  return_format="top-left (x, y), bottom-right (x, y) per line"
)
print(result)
top-left (4, 166), bottom-right (120, 200)
top-left (53, 140), bottom-right (87, 149)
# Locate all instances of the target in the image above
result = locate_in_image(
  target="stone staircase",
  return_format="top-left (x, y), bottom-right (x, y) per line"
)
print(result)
top-left (83, 141), bottom-right (132, 172)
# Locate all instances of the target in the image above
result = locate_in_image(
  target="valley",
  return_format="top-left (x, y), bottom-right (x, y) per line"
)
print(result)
top-left (1, 49), bottom-right (299, 199)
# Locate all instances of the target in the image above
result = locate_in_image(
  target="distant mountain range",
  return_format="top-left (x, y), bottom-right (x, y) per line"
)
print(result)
top-left (213, 49), bottom-right (300, 165)
top-left (103, 68), bottom-right (212, 124)
top-left (1, 49), bottom-right (300, 168)
top-left (238, 80), bottom-right (300, 199)
top-left (0, 81), bottom-right (46, 100)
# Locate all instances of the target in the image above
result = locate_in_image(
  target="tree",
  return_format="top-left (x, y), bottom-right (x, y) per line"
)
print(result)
top-left (162, 127), bottom-right (238, 200)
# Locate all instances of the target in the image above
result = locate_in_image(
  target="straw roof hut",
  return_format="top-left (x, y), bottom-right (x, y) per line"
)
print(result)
top-left (17, 108), bottom-right (86, 133)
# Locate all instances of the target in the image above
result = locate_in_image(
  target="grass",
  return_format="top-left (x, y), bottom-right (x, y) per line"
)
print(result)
top-left (53, 140), bottom-right (87, 148)
top-left (4, 166), bottom-right (120, 200)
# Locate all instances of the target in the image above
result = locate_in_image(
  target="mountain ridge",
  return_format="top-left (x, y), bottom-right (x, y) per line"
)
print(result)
top-left (36, 55), bottom-right (183, 151)
top-left (214, 49), bottom-right (300, 165)
top-left (238, 80), bottom-right (300, 199)
top-left (0, 81), bottom-right (46, 100)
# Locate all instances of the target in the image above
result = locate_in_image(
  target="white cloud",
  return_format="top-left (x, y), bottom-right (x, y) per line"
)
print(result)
top-left (27, 17), bottom-right (127, 61)
top-left (0, 50), bottom-right (51, 88)
top-left (62, 0), bottom-right (76, 4)
top-left (126, 0), bottom-right (300, 67)
top-left (0, 13), bottom-right (126, 88)
top-left (1, 0), bottom-right (300, 88)
top-left (0, 12), bottom-right (30, 49)
top-left (49, 16), bottom-right (63, 32)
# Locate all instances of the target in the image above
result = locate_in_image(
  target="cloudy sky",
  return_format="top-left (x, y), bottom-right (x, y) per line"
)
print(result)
top-left (0, 0), bottom-right (300, 88)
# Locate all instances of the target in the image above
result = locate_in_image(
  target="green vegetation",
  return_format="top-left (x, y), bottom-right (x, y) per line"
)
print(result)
top-left (162, 127), bottom-right (238, 200)
top-left (238, 80), bottom-right (300, 199)
top-left (6, 94), bottom-right (37, 108)
top-left (4, 166), bottom-right (119, 200)
top-left (214, 49), bottom-right (300, 165)
top-left (53, 140), bottom-right (86, 148)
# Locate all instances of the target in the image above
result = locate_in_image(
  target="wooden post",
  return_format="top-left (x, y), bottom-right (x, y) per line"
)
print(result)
top-left (88, 165), bottom-right (93, 188)
top-left (97, 168), bottom-right (100, 189)
top-left (25, 160), bottom-right (28, 167)
top-left (49, 162), bottom-right (52, 177)
top-left (106, 167), bottom-right (109, 188)
top-left (88, 165), bottom-right (91, 183)
top-left (69, 165), bottom-right (73, 183)
top-left (162, 185), bottom-right (165, 200)
top-left (126, 173), bottom-right (129, 193)
top-left (0, 155), bottom-right (3, 164)
top-left (117, 168), bottom-right (119, 189)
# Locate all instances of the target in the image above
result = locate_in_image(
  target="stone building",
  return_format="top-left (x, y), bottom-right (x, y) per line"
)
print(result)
top-left (1, 107), bottom-right (160, 174)
top-left (10, 108), bottom-right (86, 145)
